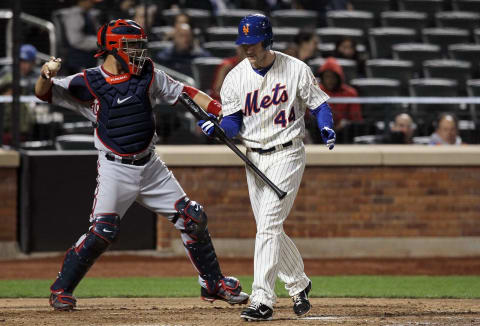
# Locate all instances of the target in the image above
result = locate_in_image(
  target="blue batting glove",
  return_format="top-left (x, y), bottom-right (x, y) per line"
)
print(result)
top-left (198, 113), bottom-right (217, 137)
top-left (321, 126), bottom-right (336, 150)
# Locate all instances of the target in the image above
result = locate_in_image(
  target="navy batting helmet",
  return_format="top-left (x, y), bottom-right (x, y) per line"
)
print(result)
top-left (236, 14), bottom-right (273, 49)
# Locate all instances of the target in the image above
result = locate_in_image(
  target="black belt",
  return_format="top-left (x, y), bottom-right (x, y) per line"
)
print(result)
top-left (251, 141), bottom-right (293, 154)
top-left (105, 152), bottom-right (152, 166)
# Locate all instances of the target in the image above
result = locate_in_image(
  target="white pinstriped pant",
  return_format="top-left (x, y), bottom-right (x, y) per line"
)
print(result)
top-left (246, 140), bottom-right (311, 308)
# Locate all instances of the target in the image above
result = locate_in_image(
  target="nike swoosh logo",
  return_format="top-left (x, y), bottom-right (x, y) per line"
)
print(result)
top-left (103, 228), bottom-right (113, 233)
top-left (259, 309), bottom-right (269, 315)
top-left (117, 96), bottom-right (132, 104)
top-left (194, 205), bottom-right (199, 211)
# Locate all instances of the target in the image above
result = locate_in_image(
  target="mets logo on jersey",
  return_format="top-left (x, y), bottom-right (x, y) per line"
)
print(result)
top-left (244, 83), bottom-right (289, 116)
top-left (243, 24), bottom-right (249, 35)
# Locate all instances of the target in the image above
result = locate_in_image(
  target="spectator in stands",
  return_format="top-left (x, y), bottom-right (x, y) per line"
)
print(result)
top-left (162, 12), bottom-right (192, 42)
top-left (379, 113), bottom-right (415, 144)
top-left (292, 29), bottom-right (318, 62)
top-left (133, 3), bottom-right (157, 33)
top-left (317, 57), bottom-right (362, 143)
top-left (60, 0), bottom-right (102, 75)
top-left (210, 46), bottom-right (245, 101)
top-left (333, 37), bottom-right (366, 77)
top-left (0, 44), bottom-right (40, 145)
top-left (429, 113), bottom-right (463, 145)
top-left (156, 23), bottom-right (211, 77)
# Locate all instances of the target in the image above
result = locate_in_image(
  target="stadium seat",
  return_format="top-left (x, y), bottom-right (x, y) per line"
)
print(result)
top-left (55, 134), bottom-right (95, 150)
top-left (148, 41), bottom-right (173, 59)
top-left (191, 57), bottom-right (224, 94)
top-left (398, 0), bottom-right (446, 23)
top-left (368, 27), bottom-right (417, 58)
top-left (473, 28), bottom-right (480, 43)
top-left (380, 11), bottom-right (428, 37)
top-left (408, 78), bottom-right (459, 121)
top-left (202, 42), bottom-right (237, 58)
top-left (435, 11), bottom-right (480, 31)
top-left (309, 57), bottom-right (358, 83)
top-left (452, 0), bottom-right (480, 11)
top-left (448, 43), bottom-right (480, 75)
top-left (206, 27), bottom-right (238, 42)
top-left (392, 43), bottom-right (442, 71)
top-left (316, 27), bottom-right (365, 45)
top-left (466, 79), bottom-right (480, 123)
top-left (349, 0), bottom-right (393, 18)
top-left (423, 59), bottom-right (471, 94)
top-left (350, 78), bottom-right (402, 121)
top-left (422, 28), bottom-right (470, 56)
top-left (326, 10), bottom-right (375, 36)
top-left (316, 43), bottom-right (367, 59)
top-left (366, 59), bottom-right (415, 95)
top-left (272, 27), bottom-right (300, 43)
top-left (272, 42), bottom-right (288, 52)
top-left (271, 10), bottom-right (318, 29)
top-left (150, 26), bottom-right (173, 42)
top-left (162, 8), bottom-right (212, 30)
top-left (216, 9), bottom-right (264, 26)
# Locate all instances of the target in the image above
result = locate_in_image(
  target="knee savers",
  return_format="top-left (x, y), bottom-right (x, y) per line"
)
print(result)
top-left (76, 214), bottom-right (120, 261)
top-left (174, 197), bottom-right (207, 240)
top-left (51, 214), bottom-right (120, 293)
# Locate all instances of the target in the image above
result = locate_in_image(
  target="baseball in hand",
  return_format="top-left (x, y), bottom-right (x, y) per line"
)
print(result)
top-left (47, 59), bottom-right (61, 73)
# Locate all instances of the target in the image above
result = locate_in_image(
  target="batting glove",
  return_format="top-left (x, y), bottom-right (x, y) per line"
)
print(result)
top-left (198, 113), bottom-right (217, 137)
top-left (321, 126), bottom-right (336, 150)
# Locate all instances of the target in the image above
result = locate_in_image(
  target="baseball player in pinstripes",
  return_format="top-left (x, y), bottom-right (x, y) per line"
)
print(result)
top-left (198, 14), bottom-right (336, 321)
top-left (35, 19), bottom-right (249, 311)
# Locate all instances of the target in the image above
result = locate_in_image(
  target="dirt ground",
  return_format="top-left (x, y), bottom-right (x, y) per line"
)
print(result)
top-left (1, 255), bottom-right (480, 325)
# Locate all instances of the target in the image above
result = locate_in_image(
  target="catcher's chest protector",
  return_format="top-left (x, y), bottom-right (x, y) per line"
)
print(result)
top-left (84, 61), bottom-right (155, 155)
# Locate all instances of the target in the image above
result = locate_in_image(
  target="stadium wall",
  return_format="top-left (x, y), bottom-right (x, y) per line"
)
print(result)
top-left (0, 146), bottom-right (479, 258)
top-left (0, 150), bottom-right (19, 258)
top-left (156, 145), bottom-right (480, 258)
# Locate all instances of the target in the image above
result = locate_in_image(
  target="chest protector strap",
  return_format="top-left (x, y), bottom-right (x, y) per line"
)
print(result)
top-left (84, 60), bottom-right (155, 155)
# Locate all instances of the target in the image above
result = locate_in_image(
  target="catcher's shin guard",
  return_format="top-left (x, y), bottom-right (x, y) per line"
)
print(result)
top-left (50, 214), bottom-right (120, 304)
top-left (184, 230), bottom-right (223, 292)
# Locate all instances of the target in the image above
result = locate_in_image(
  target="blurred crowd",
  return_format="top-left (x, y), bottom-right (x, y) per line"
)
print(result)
top-left (0, 0), bottom-right (475, 148)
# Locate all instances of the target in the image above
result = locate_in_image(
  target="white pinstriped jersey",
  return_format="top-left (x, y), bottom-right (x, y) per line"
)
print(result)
top-left (220, 51), bottom-right (329, 149)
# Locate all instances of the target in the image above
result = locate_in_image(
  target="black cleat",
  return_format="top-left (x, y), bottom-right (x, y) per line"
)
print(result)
top-left (241, 302), bottom-right (273, 321)
top-left (292, 281), bottom-right (311, 316)
top-left (49, 291), bottom-right (76, 311)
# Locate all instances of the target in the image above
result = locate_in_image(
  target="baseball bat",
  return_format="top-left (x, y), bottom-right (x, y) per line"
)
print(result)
top-left (178, 92), bottom-right (287, 200)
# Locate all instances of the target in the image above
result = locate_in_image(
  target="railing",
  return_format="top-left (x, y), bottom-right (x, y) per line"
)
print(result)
top-left (1, 10), bottom-right (56, 60)
top-left (1, 96), bottom-right (480, 105)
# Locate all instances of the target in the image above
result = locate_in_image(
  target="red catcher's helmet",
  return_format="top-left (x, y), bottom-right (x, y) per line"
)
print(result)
top-left (95, 19), bottom-right (148, 75)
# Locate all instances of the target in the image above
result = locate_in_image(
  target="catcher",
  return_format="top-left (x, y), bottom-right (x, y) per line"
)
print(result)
top-left (34, 18), bottom-right (249, 310)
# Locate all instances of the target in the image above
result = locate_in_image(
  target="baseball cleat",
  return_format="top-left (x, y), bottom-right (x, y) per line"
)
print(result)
top-left (49, 291), bottom-right (76, 311)
top-left (241, 302), bottom-right (273, 321)
top-left (292, 281), bottom-right (311, 316)
top-left (201, 276), bottom-right (249, 305)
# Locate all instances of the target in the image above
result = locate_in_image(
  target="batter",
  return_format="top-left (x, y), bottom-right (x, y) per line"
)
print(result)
top-left (34, 19), bottom-right (249, 311)
top-left (199, 14), bottom-right (336, 321)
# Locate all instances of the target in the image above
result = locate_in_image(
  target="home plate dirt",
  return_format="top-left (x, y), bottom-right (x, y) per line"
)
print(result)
top-left (0, 298), bottom-right (479, 326)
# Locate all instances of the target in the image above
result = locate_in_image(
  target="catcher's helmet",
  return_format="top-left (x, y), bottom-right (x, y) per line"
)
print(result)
top-left (95, 19), bottom-right (148, 75)
top-left (235, 14), bottom-right (273, 49)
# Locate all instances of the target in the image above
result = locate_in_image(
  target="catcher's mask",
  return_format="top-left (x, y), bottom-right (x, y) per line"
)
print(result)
top-left (95, 19), bottom-right (148, 75)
